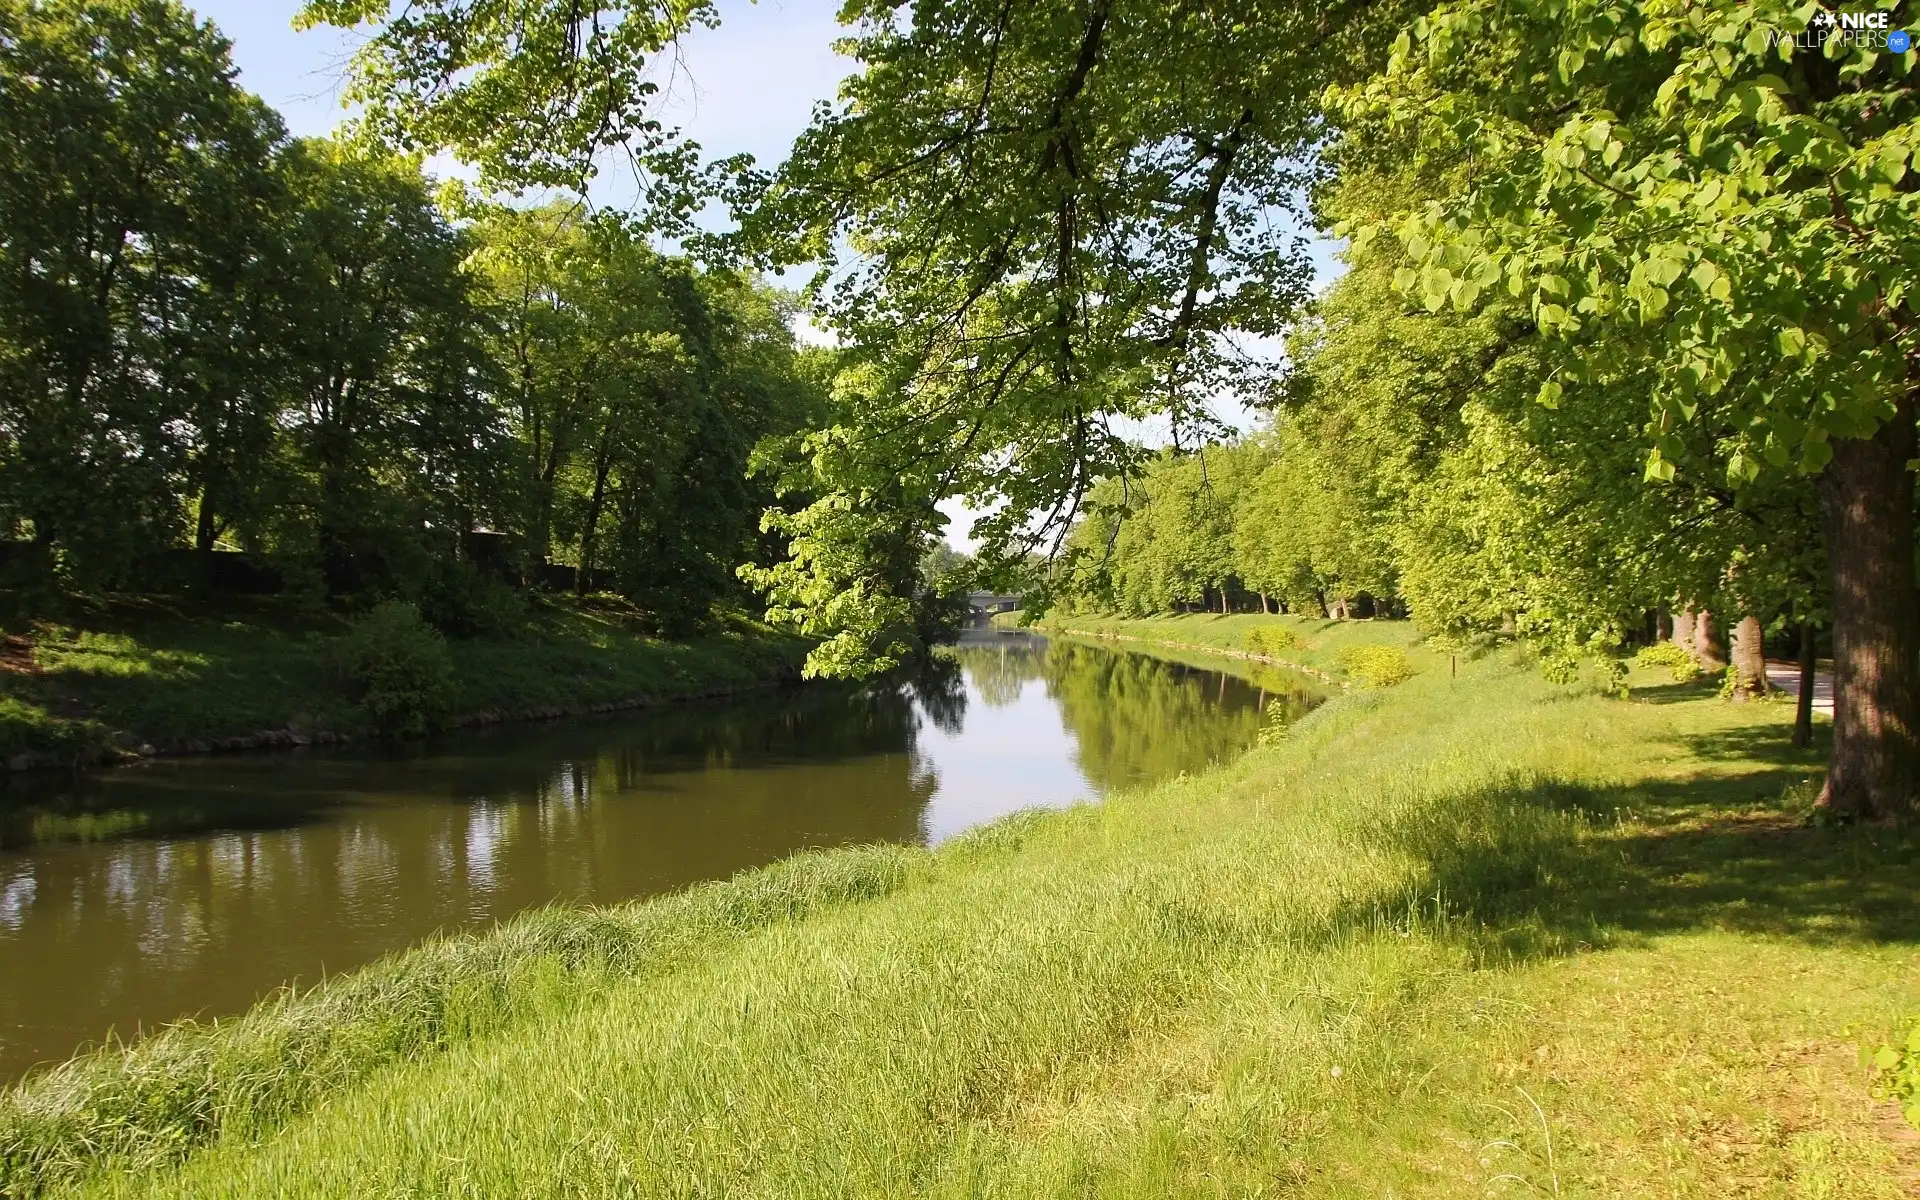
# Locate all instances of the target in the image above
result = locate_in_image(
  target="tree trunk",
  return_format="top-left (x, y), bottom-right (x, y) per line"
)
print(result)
top-left (1793, 621), bottom-right (1816, 750)
top-left (1692, 609), bottom-right (1727, 672)
top-left (1727, 614), bottom-right (1769, 701)
top-left (1671, 606), bottom-right (1697, 657)
top-left (194, 498), bottom-right (218, 554)
top-left (576, 436), bottom-right (615, 597)
top-left (1654, 606), bottom-right (1672, 643)
top-left (1260, 590), bottom-right (1271, 615)
top-left (1220, 588), bottom-right (1229, 615)
top-left (1815, 399), bottom-right (1920, 819)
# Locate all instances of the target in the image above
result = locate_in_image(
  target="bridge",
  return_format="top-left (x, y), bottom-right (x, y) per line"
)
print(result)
top-left (966, 591), bottom-right (1021, 615)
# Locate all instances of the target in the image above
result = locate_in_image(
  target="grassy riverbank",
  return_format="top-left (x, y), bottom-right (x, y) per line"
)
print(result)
top-left (1033, 610), bottom-right (1426, 681)
top-left (0, 597), bottom-right (808, 763)
top-left (5, 622), bottom-right (1917, 1198)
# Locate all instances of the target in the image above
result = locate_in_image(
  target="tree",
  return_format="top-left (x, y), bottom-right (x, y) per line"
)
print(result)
top-left (303, 0), bottom-right (1415, 672)
top-left (1331, 1), bottom-right (1909, 815)
top-left (0, 0), bottom-right (286, 584)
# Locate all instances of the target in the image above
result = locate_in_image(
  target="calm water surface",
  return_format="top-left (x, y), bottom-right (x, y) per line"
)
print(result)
top-left (0, 633), bottom-right (1322, 1082)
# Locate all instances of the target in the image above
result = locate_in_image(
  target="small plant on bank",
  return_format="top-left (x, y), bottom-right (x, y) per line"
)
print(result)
top-left (1870, 1019), bottom-right (1920, 1130)
top-left (1337, 644), bottom-right (1414, 688)
top-left (327, 601), bottom-right (455, 736)
top-left (1632, 641), bottom-right (1702, 683)
top-left (1244, 626), bottom-right (1301, 657)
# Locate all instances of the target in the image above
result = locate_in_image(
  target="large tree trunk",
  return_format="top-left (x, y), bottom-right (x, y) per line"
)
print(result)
top-left (1727, 614), bottom-right (1769, 701)
top-left (1793, 621), bottom-right (1816, 750)
top-left (1816, 400), bottom-right (1920, 819)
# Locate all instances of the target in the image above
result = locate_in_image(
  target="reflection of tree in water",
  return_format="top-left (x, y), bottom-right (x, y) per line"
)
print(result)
top-left (1039, 642), bottom-right (1322, 795)
top-left (0, 681), bottom-right (939, 855)
top-left (945, 639), bottom-right (1049, 709)
top-left (906, 656), bottom-right (969, 735)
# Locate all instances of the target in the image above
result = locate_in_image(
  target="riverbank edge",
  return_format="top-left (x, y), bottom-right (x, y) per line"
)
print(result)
top-left (8, 624), bottom-right (1911, 1197)
top-left (1034, 620), bottom-right (1349, 689)
top-left (0, 619), bottom-right (813, 776)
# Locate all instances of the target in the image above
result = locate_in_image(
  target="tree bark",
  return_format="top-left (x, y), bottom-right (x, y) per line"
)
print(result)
top-left (1671, 606), bottom-right (1697, 657)
top-left (1692, 609), bottom-right (1727, 672)
top-left (1727, 614), bottom-right (1769, 701)
top-left (1793, 621), bottom-right (1816, 750)
top-left (1815, 398), bottom-right (1920, 819)
top-left (1260, 590), bottom-right (1271, 614)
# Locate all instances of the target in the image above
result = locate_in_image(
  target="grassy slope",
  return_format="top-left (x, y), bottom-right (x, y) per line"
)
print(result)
top-left (8, 624), bottom-right (1918, 1198)
top-left (1035, 610), bottom-right (1426, 680)
top-left (0, 598), bottom-right (808, 757)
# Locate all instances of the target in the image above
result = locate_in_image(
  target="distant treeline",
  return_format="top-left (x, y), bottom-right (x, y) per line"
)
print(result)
top-left (0, 1), bottom-right (822, 630)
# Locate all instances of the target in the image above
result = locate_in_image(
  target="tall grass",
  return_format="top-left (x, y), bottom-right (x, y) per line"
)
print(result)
top-left (0, 846), bottom-right (919, 1197)
top-left (13, 630), bottom-right (1917, 1198)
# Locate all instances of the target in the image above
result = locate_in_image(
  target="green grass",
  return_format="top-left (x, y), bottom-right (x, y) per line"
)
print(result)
top-left (6, 624), bottom-right (1917, 1198)
top-left (0, 597), bottom-right (808, 757)
top-left (1034, 610), bottom-right (1428, 682)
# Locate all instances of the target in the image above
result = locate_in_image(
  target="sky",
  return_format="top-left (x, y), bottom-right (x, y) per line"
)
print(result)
top-left (191, 0), bottom-right (854, 164)
top-left (190, 1), bottom-right (1341, 550)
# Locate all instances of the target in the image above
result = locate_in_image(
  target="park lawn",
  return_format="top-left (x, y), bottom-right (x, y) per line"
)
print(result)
top-left (6, 623), bottom-right (1916, 1198)
top-left (0, 596), bottom-right (808, 757)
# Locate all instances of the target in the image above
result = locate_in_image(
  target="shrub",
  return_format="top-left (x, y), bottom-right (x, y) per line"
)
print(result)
top-left (416, 561), bottom-right (529, 640)
top-left (1632, 641), bottom-right (1701, 682)
top-left (1243, 626), bottom-right (1301, 657)
top-left (1336, 644), bottom-right (1415, 688)
top-left (1870, 1019), bottom-right (1920, 1130)
top-left (1539, 650), bottom-right (1583, 685)
top-left (327, 601), bottom-right (455, 736)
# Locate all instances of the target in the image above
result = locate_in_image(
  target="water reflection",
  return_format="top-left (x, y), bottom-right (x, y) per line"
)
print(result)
top-left (0, 633), bottom-right (1321, 1081)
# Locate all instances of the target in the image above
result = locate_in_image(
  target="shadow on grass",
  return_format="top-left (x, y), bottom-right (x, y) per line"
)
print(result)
top-left (1386, 725), bottom-right (1917, 966)
top-left (1630, 679), bottom-right (1730, 705)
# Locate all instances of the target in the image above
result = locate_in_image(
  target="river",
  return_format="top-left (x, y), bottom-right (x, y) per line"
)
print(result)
top-left (0, 632), bottom-right (1323, 1083)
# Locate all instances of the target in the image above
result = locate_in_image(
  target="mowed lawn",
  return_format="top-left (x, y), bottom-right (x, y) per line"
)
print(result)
top-left (11, 631), bottom-right (1917, 1198)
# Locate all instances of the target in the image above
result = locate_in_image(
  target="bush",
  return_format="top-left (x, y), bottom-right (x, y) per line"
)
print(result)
top-left (1539, 649), bottom-right (1583, 685)
top-left (327, 601), bottom-right (455, 735)
top-left (416, 561), bottom-right (530, 640)
top-left (1632, 641), bottom-right (1701, 682)
top-left (1871, 1019), bottom-right (1920, 1130)
top-left (1243, 626), bottom-right (1302, 657)
top-left (1336, 644), bottom-right (1415, 688)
